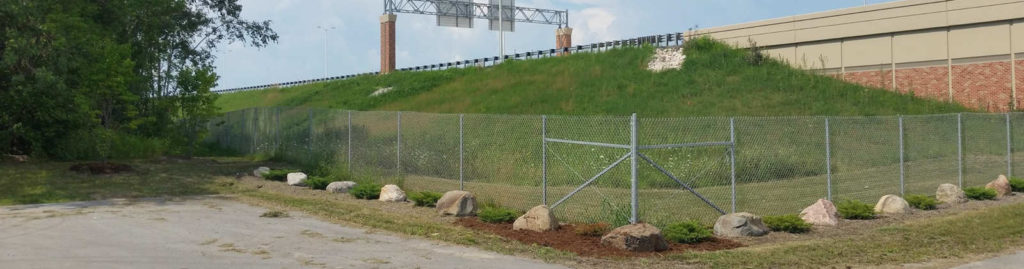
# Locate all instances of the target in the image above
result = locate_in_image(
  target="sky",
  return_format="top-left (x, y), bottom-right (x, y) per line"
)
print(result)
top-left (212, 0), bottom-right (900, 90)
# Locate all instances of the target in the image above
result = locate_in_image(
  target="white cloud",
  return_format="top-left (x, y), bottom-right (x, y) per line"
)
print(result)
top-left (573, 8), bottom-right (616, 43)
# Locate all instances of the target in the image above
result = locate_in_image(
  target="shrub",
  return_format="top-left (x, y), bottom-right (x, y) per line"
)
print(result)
top-left (663, 220), bottom-right (713, 244)
top-left (762, 214), bottom-right (812, 233)
top-left (478, 206), bottom-right (520, 223)
top-left (350, 183), bottom-right (382, 200)
top-left (263, 169), bottom-right (296, 182)
top-left (964, 187), bottom-right (997, 200)
top-left (409, 191), bottom-right (443, 207)
top-left (305, 176), bottom-right (331, 190)
top-left (575, 222), bottom-right (611, 237)
top-left (259, 210), bottom-right (289, 218)
top-left (1010, 177), bottom-right (1024, 192)
top-left (905, 195), bottom-right (938, 210)
top-left (836, 199), bottom-right (876, 220)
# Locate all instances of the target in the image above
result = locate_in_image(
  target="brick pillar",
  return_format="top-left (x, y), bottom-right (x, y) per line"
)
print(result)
top-left (556, 27), bottom-right (573, 56)
top-left (380, 14), bottom-right (397, 74)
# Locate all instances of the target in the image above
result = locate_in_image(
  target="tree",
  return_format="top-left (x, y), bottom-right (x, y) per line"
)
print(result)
top-left (0, 0), bottom-right (277, 159)
top-left (175, 67), bottom-right (219, 158)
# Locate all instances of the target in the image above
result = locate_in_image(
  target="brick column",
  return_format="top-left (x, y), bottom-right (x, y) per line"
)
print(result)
top-left (556, 27), bottom-right (573, 56)
top-left (380, 14), bottom-right (397, 74)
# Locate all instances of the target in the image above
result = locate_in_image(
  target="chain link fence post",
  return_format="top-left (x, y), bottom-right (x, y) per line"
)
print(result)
top-left (825, 117), bottom-right (832, 201)
top-left (347, 110), bottom-right (352, 172)
top-left (308, 108), bottom-right (314, 157)
top-left (1007, 113), bottom-right (1013, 178)
top-left (459, 114), bottom-right (465, 191)
top-left (730, 117), bottom-right (737, 213)
top-left (958, 113), bottom-right (963, 188)
top-left (899, 115), bottom-right (905, 196)
top-left (630, 113), bottom-right (639, 224)
top-left (397, 111), bottom-right (402, 177)
top-left (541, 115), bottom-right (548, 205)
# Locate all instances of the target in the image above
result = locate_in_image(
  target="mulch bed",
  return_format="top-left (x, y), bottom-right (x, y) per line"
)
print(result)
top-left (454, 218), bottom-right (743, 257)
top-left (69, 162), bottom-right (134, 175)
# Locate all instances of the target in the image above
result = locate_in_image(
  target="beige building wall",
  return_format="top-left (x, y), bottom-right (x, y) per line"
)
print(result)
top-left (893, 29), bottom-right (946, 64)
top-left (949, 22), bottom-right (1010, 60)
top-left (686, 0), bottom-right (1024, 111)
top-left (795, 42), bottom-right (842, 69)
top-left (842, 36), bottom-right (891, 68)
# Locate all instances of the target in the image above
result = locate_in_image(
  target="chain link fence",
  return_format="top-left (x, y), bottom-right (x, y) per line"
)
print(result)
top-left (208, 108), bottom-right (1020, 226)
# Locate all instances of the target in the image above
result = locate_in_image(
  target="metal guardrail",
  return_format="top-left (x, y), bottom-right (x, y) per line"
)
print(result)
top-left (213, 32), bottom-right (686, 94)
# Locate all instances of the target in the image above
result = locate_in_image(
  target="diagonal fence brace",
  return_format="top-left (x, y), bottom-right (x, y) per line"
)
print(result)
top-left (638, 153), bottom-right (727, 215)
top-left (550, 152), bottom-right (631, 209)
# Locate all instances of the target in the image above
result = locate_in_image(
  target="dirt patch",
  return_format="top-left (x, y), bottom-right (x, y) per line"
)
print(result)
top-left (69, 162), bottom-right (133, 175)
top-left (454, 218), bottom-right (742, 257)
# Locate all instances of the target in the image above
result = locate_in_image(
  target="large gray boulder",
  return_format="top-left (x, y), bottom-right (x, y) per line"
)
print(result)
top-left (326, 181), bottom-right (357, 193)
top-left (936, 184), bottom-right (967, 204)
top-left (986, 175), bottom-right (1012, 198)
top-left (800, 199), bottom-right (839, 226)
top-left (286, 172), bottom-right (307, 186)
top-left (512, 205), bottom-right (559, 232)
top-left (379, 184), bottom-right (406, 202)
top-left (714, 212), bottom-right (769, 237)
top-left (600, 223), bottom-right (669, 252)
top-left (253, 167), bottom-right (270, 178)
top-left (874, 195), bottom-right (910, 214)
top-left (436, 191), bottom-right (476, 216)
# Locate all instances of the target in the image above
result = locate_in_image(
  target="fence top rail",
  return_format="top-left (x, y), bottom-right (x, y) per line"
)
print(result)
top-left (227, 107), bottom-right (1022, 122)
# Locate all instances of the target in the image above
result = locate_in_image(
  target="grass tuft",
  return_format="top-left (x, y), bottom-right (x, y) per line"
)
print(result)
top-left (663, 220), bottom-right (713, 244)
top-left (762, 214), bottom-right (812, 233)
top-left (964, 187), bottom-right (997, 200)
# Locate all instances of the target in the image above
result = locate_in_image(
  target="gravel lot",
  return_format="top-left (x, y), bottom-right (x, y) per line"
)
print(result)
top-left (0, 196), bottom-right (568, 269)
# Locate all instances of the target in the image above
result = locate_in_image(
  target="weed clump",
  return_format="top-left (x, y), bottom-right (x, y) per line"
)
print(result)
top-left (409, 191), bottom-right (443, 207)
top-left (905, 195), bottom-right (938, 210)
top-left (305, 176), bottom-right (331, 190)
top-left (964, 187), bottom-right (997, 200)
top-left (351, 183), bottom-right (382, 200)
top-left (260, 210), bottom-right (289, 218)
top-left (1009, 177), bottom-right (1024, 192)
top-left (574, 222), bottom-right (611, 237)
top-left (762, 214), bottom-right (812, 233)
top-left (836, 200), bottom-right (876, 220)
top-left (478, 206), bottom-right (520, 223)
top-left (263, 169), bottom-right (296, 182)
top-left (663, 220), bottom-right (713, 244)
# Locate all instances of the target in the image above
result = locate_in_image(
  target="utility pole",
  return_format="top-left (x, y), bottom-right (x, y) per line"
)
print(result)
top-left (317, 25), bottom-right (335, 78)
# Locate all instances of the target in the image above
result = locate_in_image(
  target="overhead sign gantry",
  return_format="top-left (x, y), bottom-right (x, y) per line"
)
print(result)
top-left (380, 0), bottom-right (571, 74)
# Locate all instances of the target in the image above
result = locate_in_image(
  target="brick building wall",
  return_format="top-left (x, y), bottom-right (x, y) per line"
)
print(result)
top-left (1017, 59), bottom-right (1024, 109)
top-left (843, 69), bottom-right (893, 90)
top-left (894, 66), bottom-right (949, 101)
top-left (951, 61), bottom-right (1013, 112)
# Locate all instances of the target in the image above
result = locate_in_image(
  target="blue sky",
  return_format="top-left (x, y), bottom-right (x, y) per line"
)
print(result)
top-left (212, 0), bottom-right (899, 90)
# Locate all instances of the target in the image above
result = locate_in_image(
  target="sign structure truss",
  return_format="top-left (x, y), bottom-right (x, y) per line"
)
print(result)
top-left (384, 0), bottom-right (568, 28)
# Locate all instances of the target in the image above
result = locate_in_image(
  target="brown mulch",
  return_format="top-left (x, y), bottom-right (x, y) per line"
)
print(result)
top-left (69, 162), bottom-right (134, 175)
top-left (454, 218), bottom-right (743, 257)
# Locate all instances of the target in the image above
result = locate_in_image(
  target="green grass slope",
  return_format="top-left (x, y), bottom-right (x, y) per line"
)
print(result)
top-left (217, 37), bottom-right (968, 116)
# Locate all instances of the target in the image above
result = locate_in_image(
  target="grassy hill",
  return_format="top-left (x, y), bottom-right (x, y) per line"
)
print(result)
top-left (216, 37), bottom-right (968, 116)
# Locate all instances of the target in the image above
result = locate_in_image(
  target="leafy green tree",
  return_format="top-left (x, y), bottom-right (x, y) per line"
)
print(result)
top-left (175, 67), bottom-right (219, 158)
top-left (0, 0), bottom-right (277, 159)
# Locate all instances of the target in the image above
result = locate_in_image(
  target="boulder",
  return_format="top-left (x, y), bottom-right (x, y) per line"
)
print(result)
top-left (379, 184), bottom-right (406, 202)
top-left (436, 191), bottom-right (476, 216)
top-left (874, 195), bottom-right (910, 214)
top-left (986, 175), bottom-right (1012, 198)
top-left (253, 167), bottom-right (271, 177)
top-left (936, 184), bottom-right (968, 204)
top-left (714, 212), bottom-right (770, 237)
top-left (512, 205), bottom-right (559, 232)
top-left (326, 181), bottom-right (357, 193)
top-left (600, 223), bottom-right (669, 252)
top-left (799, 199), bottom-right (839, 226)
top-left (286, 172), bottom-right (307, 186)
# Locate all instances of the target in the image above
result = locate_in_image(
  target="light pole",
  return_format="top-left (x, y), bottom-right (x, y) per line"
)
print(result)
top-left (317, 25), bottom-right (335, 78)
